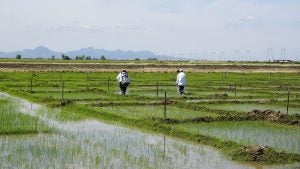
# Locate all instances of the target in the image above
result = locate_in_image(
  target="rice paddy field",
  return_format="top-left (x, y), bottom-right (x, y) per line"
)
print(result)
top-left (0, 70), bottom-right (300, 168)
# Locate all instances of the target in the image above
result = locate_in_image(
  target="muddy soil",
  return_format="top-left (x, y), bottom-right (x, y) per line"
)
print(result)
top-left (247, 109), bottom-right (300, 126)
top-left (239, 145), bottom-right (270, 162)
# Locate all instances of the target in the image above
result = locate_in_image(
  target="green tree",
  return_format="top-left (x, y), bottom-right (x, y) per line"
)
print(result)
top-left (100, 55), bottom-right (106, 60)
top-left (62, 54), bottom-right (71, 60)
top-left (75, 55), bottom-right (86, 60)
top-left (16, 54), bottom-right (21, 59)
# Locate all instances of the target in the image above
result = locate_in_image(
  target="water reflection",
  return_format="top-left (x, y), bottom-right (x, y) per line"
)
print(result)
top-left (0, 92), bottom-right (299, 169)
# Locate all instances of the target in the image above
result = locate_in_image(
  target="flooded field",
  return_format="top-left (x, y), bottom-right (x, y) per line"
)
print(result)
top-left (1, 93), bottom-right (299, 169)
top-left (0, 71), bottom-right (299, 168)
top-left (204, 103), bottom-right (300, 115)
top-left (174, 121), bottom-right (300, 154)
top-left (91, 105), bottom-right (220, 120)
top-left (0, 94), bottom-right (258, 169)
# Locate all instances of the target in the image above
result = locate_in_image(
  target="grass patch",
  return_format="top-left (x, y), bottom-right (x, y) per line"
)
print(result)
top-left (0, 98), bottom-right (52, 135)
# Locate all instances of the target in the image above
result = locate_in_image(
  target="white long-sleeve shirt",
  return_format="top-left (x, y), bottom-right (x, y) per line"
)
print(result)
top-left (116, 73), bottom-right (122, 82)
top-left (116, 72), bottom-right (130, 83)
top-left (176, 72), bottom-right (186, 86)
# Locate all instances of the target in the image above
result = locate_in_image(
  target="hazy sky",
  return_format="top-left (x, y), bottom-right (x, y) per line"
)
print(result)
top-left (0, 0), bottom-right (299, 60)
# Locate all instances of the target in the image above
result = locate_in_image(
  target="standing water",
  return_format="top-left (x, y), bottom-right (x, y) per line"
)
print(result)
top-left (0, 93), bottom-right (298, 169)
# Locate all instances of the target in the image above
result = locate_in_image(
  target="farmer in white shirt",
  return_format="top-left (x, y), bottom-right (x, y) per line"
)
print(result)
top-left (176, 69), bottom-right (186, 95)
top-left (116, 69), bottom-right (131, 95)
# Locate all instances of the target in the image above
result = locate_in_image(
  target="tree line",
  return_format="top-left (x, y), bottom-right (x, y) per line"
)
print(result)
top-left (15, 54), bottom-right (107, 60)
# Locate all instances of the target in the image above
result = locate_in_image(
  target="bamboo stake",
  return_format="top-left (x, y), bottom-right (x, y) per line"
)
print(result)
top-left (287, 89), bottom-right (290, 114)
top-left (234, 83), bottom-right (237, 102)
top-left (59, 72), bottom-right (62, 82)
top-left (108, 76), bottom-right (110, 92)
top-left (156, 81), bottom-right (159, 100)
top-left (163, 136), bottom-right (166, 159)
top-left (164, 90), bottom-right (167, 119)
top-left (30, 73), bottom-right (34, 92)
top-left (240, 78), bottom-right (242, 89)
top-left (86, 72), bottom-right (89, 90)
top-left (61, 80), bottom-right (64, 105)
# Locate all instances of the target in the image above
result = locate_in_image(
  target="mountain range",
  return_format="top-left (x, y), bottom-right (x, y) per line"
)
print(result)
top-left (0, 46), bottom-right (161, 60)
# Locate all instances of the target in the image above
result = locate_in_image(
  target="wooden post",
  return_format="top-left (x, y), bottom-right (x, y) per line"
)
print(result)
top-left (30, 78), bottom-right (32, 92)
top-left (164, 90), bottom-right (167, 119)
top-left (30, 73), bottom-right (34, 92)
top-left (86, 72), bottom-right (89, 90)
top-left (61, 80), bottom-right (64, 105)
top-left (108, 76), bottom-right (110, 92)
top-left (234, 83), bottom-right (237, 102)
top-left (156, 81), bottom-right (159, 100)
top-left (59, 72), bottom-right (62, 82)
top-left (287, 89), bottom-right (290, 114)
top-left (240, 78), bottom-right (242, 89)
top-left (163, 136), bottom-right (166, 159)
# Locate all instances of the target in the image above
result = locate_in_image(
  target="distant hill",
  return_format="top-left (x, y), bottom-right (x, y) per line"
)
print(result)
top-left (0, 46), bottom-right (161, 60)
top-left (0, 46), bottom-right (62, 59)
top-left (65, 47), bottom-right (159, 60)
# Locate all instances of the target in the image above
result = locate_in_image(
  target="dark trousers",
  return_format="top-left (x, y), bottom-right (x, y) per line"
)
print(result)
top-left (178, 85), bottom-right (185, 95)
top-left (119, 82), bottom-right (129, 95)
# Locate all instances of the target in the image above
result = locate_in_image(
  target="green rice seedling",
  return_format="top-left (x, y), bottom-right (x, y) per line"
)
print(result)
top-left (0, 98), bottom-right (52, 135)
top-left (1, 71), bottom-right (300, 166)
top-left (90, 105), bottom-right (220, 120)
top-left (202, 103), bottom-right (300, 115)
top-left (174, 121), bottom-right (300, 154)
top-left (2, 119), bottom-right (296, 169)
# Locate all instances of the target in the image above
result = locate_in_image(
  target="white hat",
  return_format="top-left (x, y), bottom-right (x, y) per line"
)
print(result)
top-left (179, 69), bottom-right (184, 72)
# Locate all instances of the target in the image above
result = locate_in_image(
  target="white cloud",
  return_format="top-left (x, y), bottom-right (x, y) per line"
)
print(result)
top-left (228, 16), bottom-right (261, 27)
top-left (242, 16), bottom-right (256, 22)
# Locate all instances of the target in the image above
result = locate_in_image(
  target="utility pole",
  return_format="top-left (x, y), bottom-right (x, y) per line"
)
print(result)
top-left (245, 49), bottom-right (251, 62)
top-left (219, 51), bottom-right (224, 62)
top-left (234, 50), bottom-right (239, 62)
top-left (267, 48), bottom-right (273, 61)
top-left (281, 48), bottom-right (286, 60)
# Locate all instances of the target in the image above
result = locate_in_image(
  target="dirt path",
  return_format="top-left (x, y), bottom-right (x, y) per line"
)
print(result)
top-left (1, 62), bottom-right (300, 72)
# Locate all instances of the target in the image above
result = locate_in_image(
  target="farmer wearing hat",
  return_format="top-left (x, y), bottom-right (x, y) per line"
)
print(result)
top-left (116, 69), bottom-right (131, 95)
top-left (176, 69), bottom-right (186, 95)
